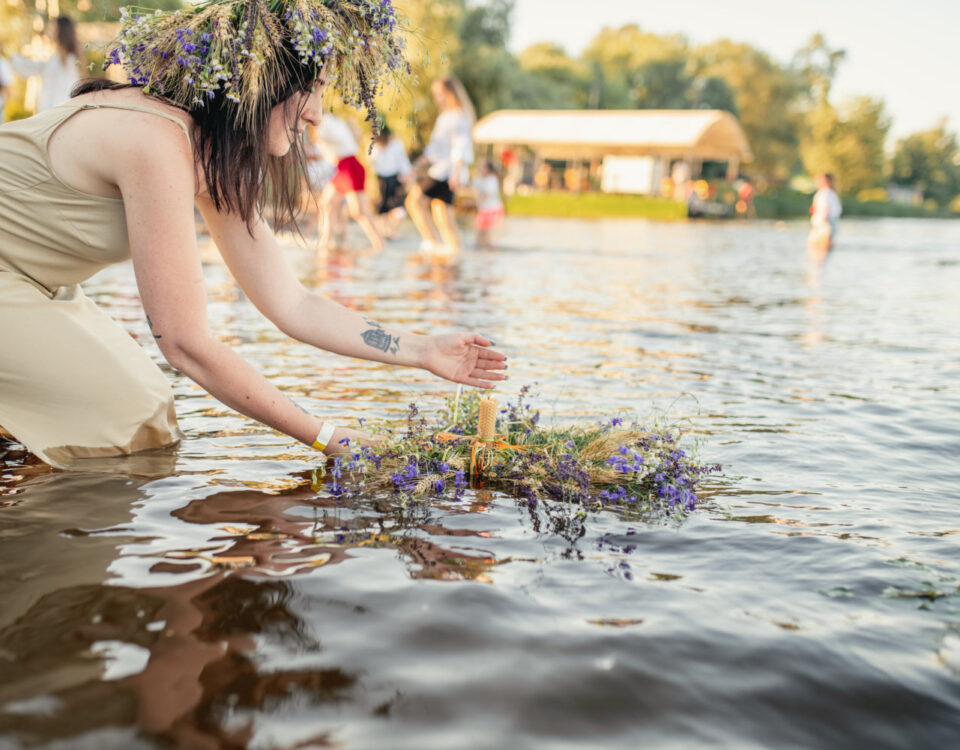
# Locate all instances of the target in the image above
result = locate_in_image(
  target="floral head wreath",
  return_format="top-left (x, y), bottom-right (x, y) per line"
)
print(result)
top-left (107, 0), bottom-right (408, 129)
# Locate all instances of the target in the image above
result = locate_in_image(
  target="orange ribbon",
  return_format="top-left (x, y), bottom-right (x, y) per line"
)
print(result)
top-left (435, 431), bottom-right (527, 476)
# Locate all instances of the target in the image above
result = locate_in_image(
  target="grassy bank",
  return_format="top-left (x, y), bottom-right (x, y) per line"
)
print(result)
top-left (505, 192), bottom-right (688, 221)
top-left (754, 189), bottom-right (958, 220)
top-left (504, 189), bottom-right (956, 221)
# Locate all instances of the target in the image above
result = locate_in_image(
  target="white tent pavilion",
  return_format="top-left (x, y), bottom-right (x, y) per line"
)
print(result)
top-left (473, 109), bottom-right (752, 192)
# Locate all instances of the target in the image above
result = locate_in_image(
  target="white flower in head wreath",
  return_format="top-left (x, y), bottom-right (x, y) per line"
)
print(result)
top-left (107, 0), bottom-right (409, 130)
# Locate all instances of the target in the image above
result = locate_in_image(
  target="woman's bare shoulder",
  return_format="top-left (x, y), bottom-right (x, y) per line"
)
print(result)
top-left (77, 87), bottom-right (200, 187)
top-left (72, 87), bottom-right (195, 149)
top-left (48, 87), bottom-right (198, 200)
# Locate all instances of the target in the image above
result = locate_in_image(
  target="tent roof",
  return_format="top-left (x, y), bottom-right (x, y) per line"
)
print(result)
top-left (472, 109), bottom-right (752, 162)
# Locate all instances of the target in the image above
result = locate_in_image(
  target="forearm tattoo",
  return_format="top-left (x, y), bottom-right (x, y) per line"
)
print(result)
top-left (361, 318), bottom-right (399, 355)
top-left (146, 314), bottom-right (162, 340)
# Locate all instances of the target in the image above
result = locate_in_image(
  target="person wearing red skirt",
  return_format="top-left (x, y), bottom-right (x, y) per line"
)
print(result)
top-left (311, 113), bottom-right (384, 251)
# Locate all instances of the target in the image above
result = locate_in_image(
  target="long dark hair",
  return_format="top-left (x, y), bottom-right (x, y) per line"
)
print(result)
top-left (55, 16), bottom-right (80, 59)
top-left (72, 47), bottom-right (316, 233)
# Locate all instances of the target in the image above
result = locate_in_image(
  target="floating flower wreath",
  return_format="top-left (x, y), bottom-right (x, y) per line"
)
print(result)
top-left (106, 0), bottom-right (408, 128)
top-left (314, 388), bottom-right (722, 518)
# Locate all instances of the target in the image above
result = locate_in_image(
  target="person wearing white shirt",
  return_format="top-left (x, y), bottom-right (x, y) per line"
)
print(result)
top-left (371, 125), bottom-right (412, 237)
top-left (11, 16), bottom-right (80, 113)
top-left (808, 172), bottom-right (842, 259)
top-left (0, 46), bottom-right (13, 124)
top-left (406, 76), bottom-right (475, 255)
top-left (310, 113), bottom-right (384, 251)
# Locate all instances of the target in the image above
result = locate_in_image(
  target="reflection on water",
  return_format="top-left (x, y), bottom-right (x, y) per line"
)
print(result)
top-left (2, 218), bottom-right (960, 748)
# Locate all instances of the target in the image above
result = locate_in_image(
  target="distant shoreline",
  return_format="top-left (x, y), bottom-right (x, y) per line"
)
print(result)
top-left (503, 191), bottom-right (958, 221)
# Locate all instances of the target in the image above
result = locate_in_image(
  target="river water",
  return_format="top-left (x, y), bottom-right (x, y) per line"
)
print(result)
top-left (1, 217), bottom-right (959, 749)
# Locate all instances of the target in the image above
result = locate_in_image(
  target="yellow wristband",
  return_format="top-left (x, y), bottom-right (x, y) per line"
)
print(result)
top-left (312, 423), bottom-right (337, 452)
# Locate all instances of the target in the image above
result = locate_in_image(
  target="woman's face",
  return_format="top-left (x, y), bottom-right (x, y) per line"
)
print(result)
top-left (266, 82), bottom-right (325, 157)
top-left (432, 81), bottom-right (453, 110)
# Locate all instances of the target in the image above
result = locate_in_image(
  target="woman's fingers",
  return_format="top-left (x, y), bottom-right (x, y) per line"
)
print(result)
top-left (461, 376), bottom-right (496, 389)
top-left (473, 354), bottom-right (507, 370)
top-left (469, 333), bottom-right (502, 349)
top-left (449, 334), bottom-right (507, 388)
top-left (475, 348), bottom-right (506, 363)
top-left (470, 367), bottom-right (506, 381)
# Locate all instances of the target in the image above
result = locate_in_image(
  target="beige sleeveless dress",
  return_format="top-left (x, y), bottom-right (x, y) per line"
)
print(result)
top-left (0, 100), bottom-right (187, 468)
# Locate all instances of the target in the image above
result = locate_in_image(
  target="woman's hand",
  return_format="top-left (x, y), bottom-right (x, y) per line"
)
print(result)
top-left (420, 333), bottom-right (506, 388)
top-left (323, 426), bottom-right (383, 457)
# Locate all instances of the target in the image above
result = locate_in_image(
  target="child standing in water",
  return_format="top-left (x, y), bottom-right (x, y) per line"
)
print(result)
top-left (473, 161), bottom-right (503, 248)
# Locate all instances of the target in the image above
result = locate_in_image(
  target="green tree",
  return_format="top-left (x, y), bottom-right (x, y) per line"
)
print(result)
top-left (694, 39), bottom-right (806, 182)
top-left (381, 0), bottom-right (464, 149)
top-left (890, 121), bottom-right (960, 207)
top-left (583, 24), bottom-right (688, 73)
top-left (15, 0), bottom-right (182, 24)
top-left (691, 76), bottom-right (738, 115)
top-left (517, 42), bottom-right (588, 109)
top-left (582, 24), bottom-right (688, 109)
top-left (792, 33), bottom-right (846, 104)
top-left (633, 59), bottom-right (692, 109)
top-left (388, 0), bottom-right (526, 146)
top-left (451, 0), bottom-right (522, 117)
top-left (800, 96), bottom-right (889, 194)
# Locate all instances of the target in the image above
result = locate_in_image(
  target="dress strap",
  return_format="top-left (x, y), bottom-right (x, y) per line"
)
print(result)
top-left (76, 102), bottom-right (192, 147)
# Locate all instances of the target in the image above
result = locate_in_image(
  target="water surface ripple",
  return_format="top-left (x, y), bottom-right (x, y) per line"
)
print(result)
top-left (2, 218), bottom-right (959, 749)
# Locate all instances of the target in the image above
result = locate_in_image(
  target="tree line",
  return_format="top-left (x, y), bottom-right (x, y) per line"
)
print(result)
top-left (3, 0), bottom-right (958, 207)
top-left (398, 0), bottom-right (959, 207)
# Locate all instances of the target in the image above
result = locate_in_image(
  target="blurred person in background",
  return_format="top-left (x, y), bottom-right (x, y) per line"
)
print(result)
top-left (406, 76), bottom-right (475, 255)
top-left (11, 15), bottom-right (81, 113)
top-left (808, 172), bottom-right (842, 259)
top-left (302, 132), bottom-right (340, 239)
top-left (735, 178), bottom-right (755, 217)
top-left (371, 124), bottom-right (412, 238)
top-left (473, 160), bottom-right (503, 249)
top-left (0, 44), bottom-right (12, 123)
top-left (312, 111), bottom-right (384, 251)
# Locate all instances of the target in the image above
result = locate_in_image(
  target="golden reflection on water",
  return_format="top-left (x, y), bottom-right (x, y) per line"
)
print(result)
top-left (3, 218), bottom-right (960, 747)
top-left (0, 467), bottom-right (509, 746)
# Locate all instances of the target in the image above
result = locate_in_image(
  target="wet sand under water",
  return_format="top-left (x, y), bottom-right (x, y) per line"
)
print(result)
top-left (1, 217), bottom-right (959, 749)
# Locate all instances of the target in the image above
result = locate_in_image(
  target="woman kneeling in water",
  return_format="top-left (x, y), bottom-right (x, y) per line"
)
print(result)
top-left (0, 1), bottom-right (505, 468)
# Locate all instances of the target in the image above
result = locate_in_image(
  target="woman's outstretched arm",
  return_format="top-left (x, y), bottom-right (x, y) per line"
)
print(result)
top-left (198, 201), bottom-right (508, 389)
top-left (118, 118), bottom-right (364, 451)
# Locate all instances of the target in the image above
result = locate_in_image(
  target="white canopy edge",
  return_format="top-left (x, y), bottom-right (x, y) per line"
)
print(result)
top-left (473, 109), bottom-right (752, 162)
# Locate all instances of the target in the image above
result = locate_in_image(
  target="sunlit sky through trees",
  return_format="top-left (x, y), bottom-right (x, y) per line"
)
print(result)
top-left (510, 0), bottom-right (960, 141)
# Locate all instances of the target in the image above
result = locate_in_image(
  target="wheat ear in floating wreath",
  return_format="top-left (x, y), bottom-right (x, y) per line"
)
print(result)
top-left (106, 0), bottom-right (410, 129)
